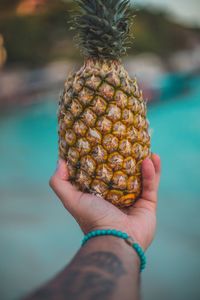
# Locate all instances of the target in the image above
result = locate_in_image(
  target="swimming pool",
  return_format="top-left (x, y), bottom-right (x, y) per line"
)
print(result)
top-left (0, 77), bottom-right (200, 300)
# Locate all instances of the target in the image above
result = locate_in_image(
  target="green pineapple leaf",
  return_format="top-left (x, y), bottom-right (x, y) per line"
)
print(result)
top-left (72, 0), bottom-right (133, 59)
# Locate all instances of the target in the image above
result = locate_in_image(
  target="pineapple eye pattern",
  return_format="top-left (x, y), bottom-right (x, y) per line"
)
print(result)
top-left (59, 57), bottom-right (150, 207)
top-left (58, 0), bottom-right (150, 207)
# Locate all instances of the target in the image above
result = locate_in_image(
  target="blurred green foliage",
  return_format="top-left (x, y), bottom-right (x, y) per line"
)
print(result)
top-left (0, 0), bottom-right (199, 67)
top-left (0, 1), bottom-right (77, 66)
top-left (0, 0), bottom-right (20, 14)
top-left (131, 9), bottom-right (194, 58)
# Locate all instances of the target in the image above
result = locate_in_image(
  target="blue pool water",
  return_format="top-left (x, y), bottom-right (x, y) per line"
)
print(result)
top-left (0, 78), bottom-right (200, 300)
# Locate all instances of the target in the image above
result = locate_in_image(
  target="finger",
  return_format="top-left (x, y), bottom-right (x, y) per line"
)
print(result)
top-left (128, 158), bottom-right (157, 215)
top-left (142, 158), bottom-right (156, 192)
top-left (141, 157), bottom-right (157, 203)
top-left (50, 160), bottom-right (119, 229)
top-left (55, 159), bottom-right (69, 180)
top-left (49, 159), bottom-right (83, 213)
top-left (151, 153), bottom-right (161, 174)
top-left (128, 157), bottom-right (159, 215)
top-left (151, 153), bottom-right (161, 188)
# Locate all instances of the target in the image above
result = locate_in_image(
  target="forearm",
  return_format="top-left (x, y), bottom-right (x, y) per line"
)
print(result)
top-left (26, 236), bottom-right (140, 300)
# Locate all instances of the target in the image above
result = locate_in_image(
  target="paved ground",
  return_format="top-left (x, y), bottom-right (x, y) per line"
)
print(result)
top-left (0, 77), bottom-right (200, 300)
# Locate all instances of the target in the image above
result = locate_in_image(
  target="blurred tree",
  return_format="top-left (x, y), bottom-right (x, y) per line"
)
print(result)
top-left (16, 0), bottom-right (47, 16)
top-left (0, 1), bottom-right (199, 67)
top-left (0, 1), bottom-right (77, 66)
top-left (0, 34), bottom-right (7, 67)
top-left (0, 0), bottom-right (20, 15)
top-left (131, 9), bottom-right (196, 58)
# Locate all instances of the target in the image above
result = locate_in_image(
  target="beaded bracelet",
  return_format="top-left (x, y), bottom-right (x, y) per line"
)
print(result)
top-left (82, 229), bottom-right (146, 271)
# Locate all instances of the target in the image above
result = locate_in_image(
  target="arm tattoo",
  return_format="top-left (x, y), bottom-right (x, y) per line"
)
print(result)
top-left (75, 251), bottom-right (126, 277)
top-left (26, 251), bottom-right (126, 300)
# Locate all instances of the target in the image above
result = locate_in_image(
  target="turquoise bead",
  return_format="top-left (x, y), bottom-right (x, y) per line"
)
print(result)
top-left (117, 231), bottom-right (122, 237)
top-left (141, 253), bottom-right (145, 260)
top-left (122, 232), bottom-right (128, 239)
top-left (81, 229), bottom-right (146, 272)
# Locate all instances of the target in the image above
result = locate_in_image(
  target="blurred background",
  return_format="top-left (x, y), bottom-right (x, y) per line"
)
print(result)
top-left (0, 0), bottom-right (200, 299)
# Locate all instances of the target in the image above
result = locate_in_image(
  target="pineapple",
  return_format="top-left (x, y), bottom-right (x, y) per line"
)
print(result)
top-left (58, 0), bottom-right (150, 207)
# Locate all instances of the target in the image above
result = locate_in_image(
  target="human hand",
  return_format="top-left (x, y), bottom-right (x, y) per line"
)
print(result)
top-left (50, 154), bottom-right (161, 251)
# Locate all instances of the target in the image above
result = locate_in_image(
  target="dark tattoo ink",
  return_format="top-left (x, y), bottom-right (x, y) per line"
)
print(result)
top-left (27, 271), bottom-right (115, 300)
top-left (75, 251), bottom-right (126, 277)
top-left (62, 271), bottom-right (115, 300)
top-left (26, 251), bottom-right (126, 300)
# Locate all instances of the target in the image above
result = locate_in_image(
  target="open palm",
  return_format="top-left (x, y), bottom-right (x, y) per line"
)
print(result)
top-left (50, 154), bottom-right (161, 251)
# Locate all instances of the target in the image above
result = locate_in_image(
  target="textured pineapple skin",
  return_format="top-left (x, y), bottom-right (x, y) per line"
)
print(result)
top-left (58, 59), bottom-right (150, 207)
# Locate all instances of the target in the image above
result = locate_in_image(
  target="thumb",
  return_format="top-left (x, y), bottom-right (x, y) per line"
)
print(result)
top-left (130, 156), bottom-right (160, 214)
top-left (49, 159), bottom-right (83, 215)
top-left (54, 159), bottom-right (69, 180)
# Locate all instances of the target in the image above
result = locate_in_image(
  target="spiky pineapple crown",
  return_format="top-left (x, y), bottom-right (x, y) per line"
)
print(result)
top-left (72, 0), bottom-right (132, 59)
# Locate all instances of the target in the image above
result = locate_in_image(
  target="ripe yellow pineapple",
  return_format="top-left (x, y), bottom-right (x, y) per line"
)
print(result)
top-left (58, 0), bottom-right (150, 207)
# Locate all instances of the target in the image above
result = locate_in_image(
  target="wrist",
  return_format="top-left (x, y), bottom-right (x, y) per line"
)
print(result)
top-left (82, 224), bottom-right (149, 251)
top-left (82, 235), bottom-right (140, 272)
